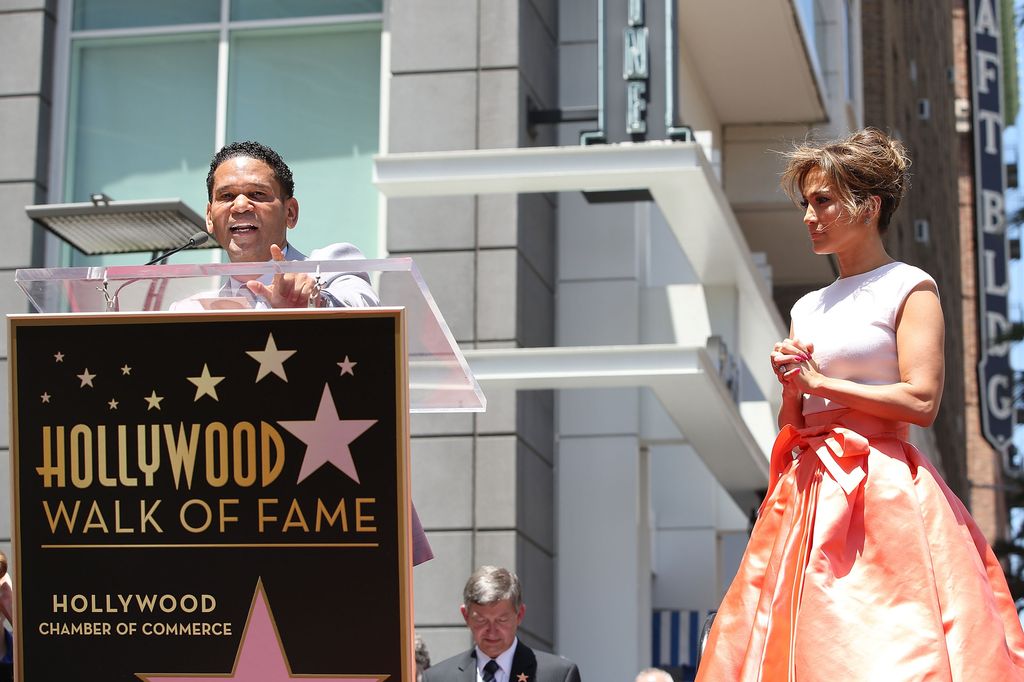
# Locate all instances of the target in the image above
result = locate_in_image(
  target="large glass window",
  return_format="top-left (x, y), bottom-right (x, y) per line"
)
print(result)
top-left (227, 24), bottom-right (380, 255)
top-left (73, 0), bottom-right (219, 31)
top-left (230, 0), bottom-right (382, 22)
top-left (60, 1), bottom-right (383, 265)
top-left (66, 34), bottom-right (218, 209)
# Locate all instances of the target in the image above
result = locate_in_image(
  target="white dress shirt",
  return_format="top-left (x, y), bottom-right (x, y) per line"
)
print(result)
top-left (474, 637), bottom-right (518, 682)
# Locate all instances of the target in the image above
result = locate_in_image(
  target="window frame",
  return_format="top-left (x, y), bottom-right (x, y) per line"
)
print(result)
top-left (48, 0), bottom-right (386, 264)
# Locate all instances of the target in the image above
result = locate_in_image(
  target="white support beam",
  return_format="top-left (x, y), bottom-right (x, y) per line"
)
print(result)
top-left (464, 345), bottom-right (769, 508)
top-left (374, 142), bottom-right (787, 415)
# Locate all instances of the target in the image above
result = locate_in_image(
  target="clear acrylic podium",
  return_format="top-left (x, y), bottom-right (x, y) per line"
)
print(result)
top-left (10, 256), bottom-right (482, 681)
top-left (15, 257), bottom-right (485, 413)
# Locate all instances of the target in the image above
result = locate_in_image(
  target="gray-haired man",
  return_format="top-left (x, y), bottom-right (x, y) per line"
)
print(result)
top-left (423, 566), bottom-right (581, 682)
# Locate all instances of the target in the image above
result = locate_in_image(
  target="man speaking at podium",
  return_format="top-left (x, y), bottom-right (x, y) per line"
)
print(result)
top-left (205, 139), bottom-right (378, 309)
top-left (202, 140), bottom-right (433, 566)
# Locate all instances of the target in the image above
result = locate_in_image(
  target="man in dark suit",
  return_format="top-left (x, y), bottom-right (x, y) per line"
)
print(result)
top-left (423, 566), bottom-right (581, 682)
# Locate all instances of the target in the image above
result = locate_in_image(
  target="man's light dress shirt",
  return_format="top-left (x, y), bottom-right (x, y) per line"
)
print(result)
top-left (475, 638), bottom-right (518, 682)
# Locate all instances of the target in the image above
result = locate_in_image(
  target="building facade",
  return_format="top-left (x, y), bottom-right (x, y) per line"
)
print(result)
top-left (0, 1), bottom-right (1013, 680)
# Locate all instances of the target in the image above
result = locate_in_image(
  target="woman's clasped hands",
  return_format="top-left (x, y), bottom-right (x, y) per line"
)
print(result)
top-left (770, 337), bottom-right (822, 394)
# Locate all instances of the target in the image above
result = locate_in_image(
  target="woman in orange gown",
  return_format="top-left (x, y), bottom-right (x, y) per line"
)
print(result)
top-left (696, 128), bottom-right (1024, 681)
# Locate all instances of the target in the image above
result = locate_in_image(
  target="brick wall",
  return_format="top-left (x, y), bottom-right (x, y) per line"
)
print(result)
top-left (952, 0), bottom-right (1008, 541)
top-left (861, 0), bottom-right (971, 500)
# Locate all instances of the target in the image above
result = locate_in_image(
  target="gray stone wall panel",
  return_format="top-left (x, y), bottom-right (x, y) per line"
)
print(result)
top-left (517, 440), bottom-right (553, 551)
top-left (528, 0), bottom-right (558, 40)
top-left (411, 436), bottom-right (474, 528)
top-left (559, 0), bottom-right (596, 42)
top-left (515, 533), bottom-right (554, 647)
top-left (475, 385), bottom-right (515, 434)
top-left (478, 68), bottom-right (520, 150)
top-left (480, 0), bottom-right (518, 68)
top-left (0, 183), bottom-right (42, 268)
top-left (558, 42), bottom-right (598, 109)
top-left (389, 72), bottom-right (477, 153)
top-left (414, 627), bottom-right (473, 672)
top-left (477, 193), bottom-right (517, 247)
top-left (413, 530), bottom-right (474, 623)
top-left (559, 387), bottom-right (641, 436)
top-left (476, 248), bottom-right (516, 341)
top-left (0, 11), bottom-right (46, 94)
top-left (473, 528), bottom-right (516, 570)
top-left (0, 0), bottom-right (54, 12)
top-left (410, 412), bottom-right (473, 437)
top-left (516, 390), bottom-right (554, 463)
top-left (558, 192), bottom-right (638, 281)
top-left (0, 271), bottom-right (33, 354)
top-left (391, 250), bottom-right (475, 342)
top-left (519, 1), bottom-right (557, 111)
top-left (0, 97), bottom-right (45, 182)
top-left (474, 435), bottom-right (517, 528)
top-left (389, 0), bottom-right (478, 73)
top-left (387, 196), bottom-right (476, 252)
top-left (516, 253), bottom-right (554, 348)
top-left (517, 193), bottom-right (556, 288)
top-left (557, 279), bottom-right (639, 345)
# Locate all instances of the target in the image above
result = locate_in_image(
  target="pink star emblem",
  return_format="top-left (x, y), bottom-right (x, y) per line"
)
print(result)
top-left (337, 355), bottom-right (357, 376)
top-left (278, 384), bottom-right (377, 484)
top-left (136, 582), bottom-right (384, 681)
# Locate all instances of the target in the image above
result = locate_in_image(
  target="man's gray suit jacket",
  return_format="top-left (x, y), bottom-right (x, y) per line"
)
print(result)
top-left (422, 641), bottom-right (581, 682)
top-left (285, 242), bottom-right (378, 308)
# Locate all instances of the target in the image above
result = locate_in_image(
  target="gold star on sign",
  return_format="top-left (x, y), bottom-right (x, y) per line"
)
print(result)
top-left (121, 364), bottom-right (132, 375)
top-left (187, 364), bottom-right (224, 401)
top-left (246, 333), bottom-right (296, 382)
top-left (108, 398), bottom-right (119, 410)
top-left (77, 369), bottom-right (96, 387)
top-left (144, 391), bottom-right (163, 411)
top-left (54, 352), bottom-right (64, 363)
top-left (40, 392), bottom-right (50, 403)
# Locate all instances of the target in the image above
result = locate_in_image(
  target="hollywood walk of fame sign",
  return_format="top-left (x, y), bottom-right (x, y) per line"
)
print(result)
top-left (8, 309), bottom-right (411, 681)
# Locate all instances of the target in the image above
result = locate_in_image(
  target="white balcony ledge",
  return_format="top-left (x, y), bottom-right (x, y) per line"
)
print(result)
top-left (374, 141), bottom-right (787, 415)
top-left (464, 345), bottom-right (769, 510)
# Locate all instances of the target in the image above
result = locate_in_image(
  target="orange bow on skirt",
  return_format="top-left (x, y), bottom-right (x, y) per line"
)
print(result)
top-left (696, 410), bottom-right (1024, 681)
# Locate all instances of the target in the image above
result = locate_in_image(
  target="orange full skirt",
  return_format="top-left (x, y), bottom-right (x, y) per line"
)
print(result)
top-left (696, 410), bottom-right (1024, 681)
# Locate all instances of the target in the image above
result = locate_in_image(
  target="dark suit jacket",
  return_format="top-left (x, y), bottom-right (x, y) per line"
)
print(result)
top-left (422, 641), bottom-right (581, 682)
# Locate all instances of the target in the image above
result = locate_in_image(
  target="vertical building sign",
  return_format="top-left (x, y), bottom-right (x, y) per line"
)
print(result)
top-left (583, 0), bottom-right (691, 144)
top-left (969, 0), bottom-right (1015, 455)
top-left (624, 0), bottom-right (649, 134)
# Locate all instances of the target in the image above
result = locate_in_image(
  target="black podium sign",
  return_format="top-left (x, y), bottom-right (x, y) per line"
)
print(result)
top-left (9, 310), bottom-right (410, 681)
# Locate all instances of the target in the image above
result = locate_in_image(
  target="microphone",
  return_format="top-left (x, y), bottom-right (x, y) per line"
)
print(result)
top-left (145, 232), bottom-right (210, 265)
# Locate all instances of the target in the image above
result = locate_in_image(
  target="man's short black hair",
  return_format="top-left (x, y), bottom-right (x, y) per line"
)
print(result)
top-left (207, 140), bottom-right (295, 200)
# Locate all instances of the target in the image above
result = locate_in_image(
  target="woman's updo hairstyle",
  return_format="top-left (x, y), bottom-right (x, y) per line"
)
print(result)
top-left (780, 127), bottom-right (911, 233)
